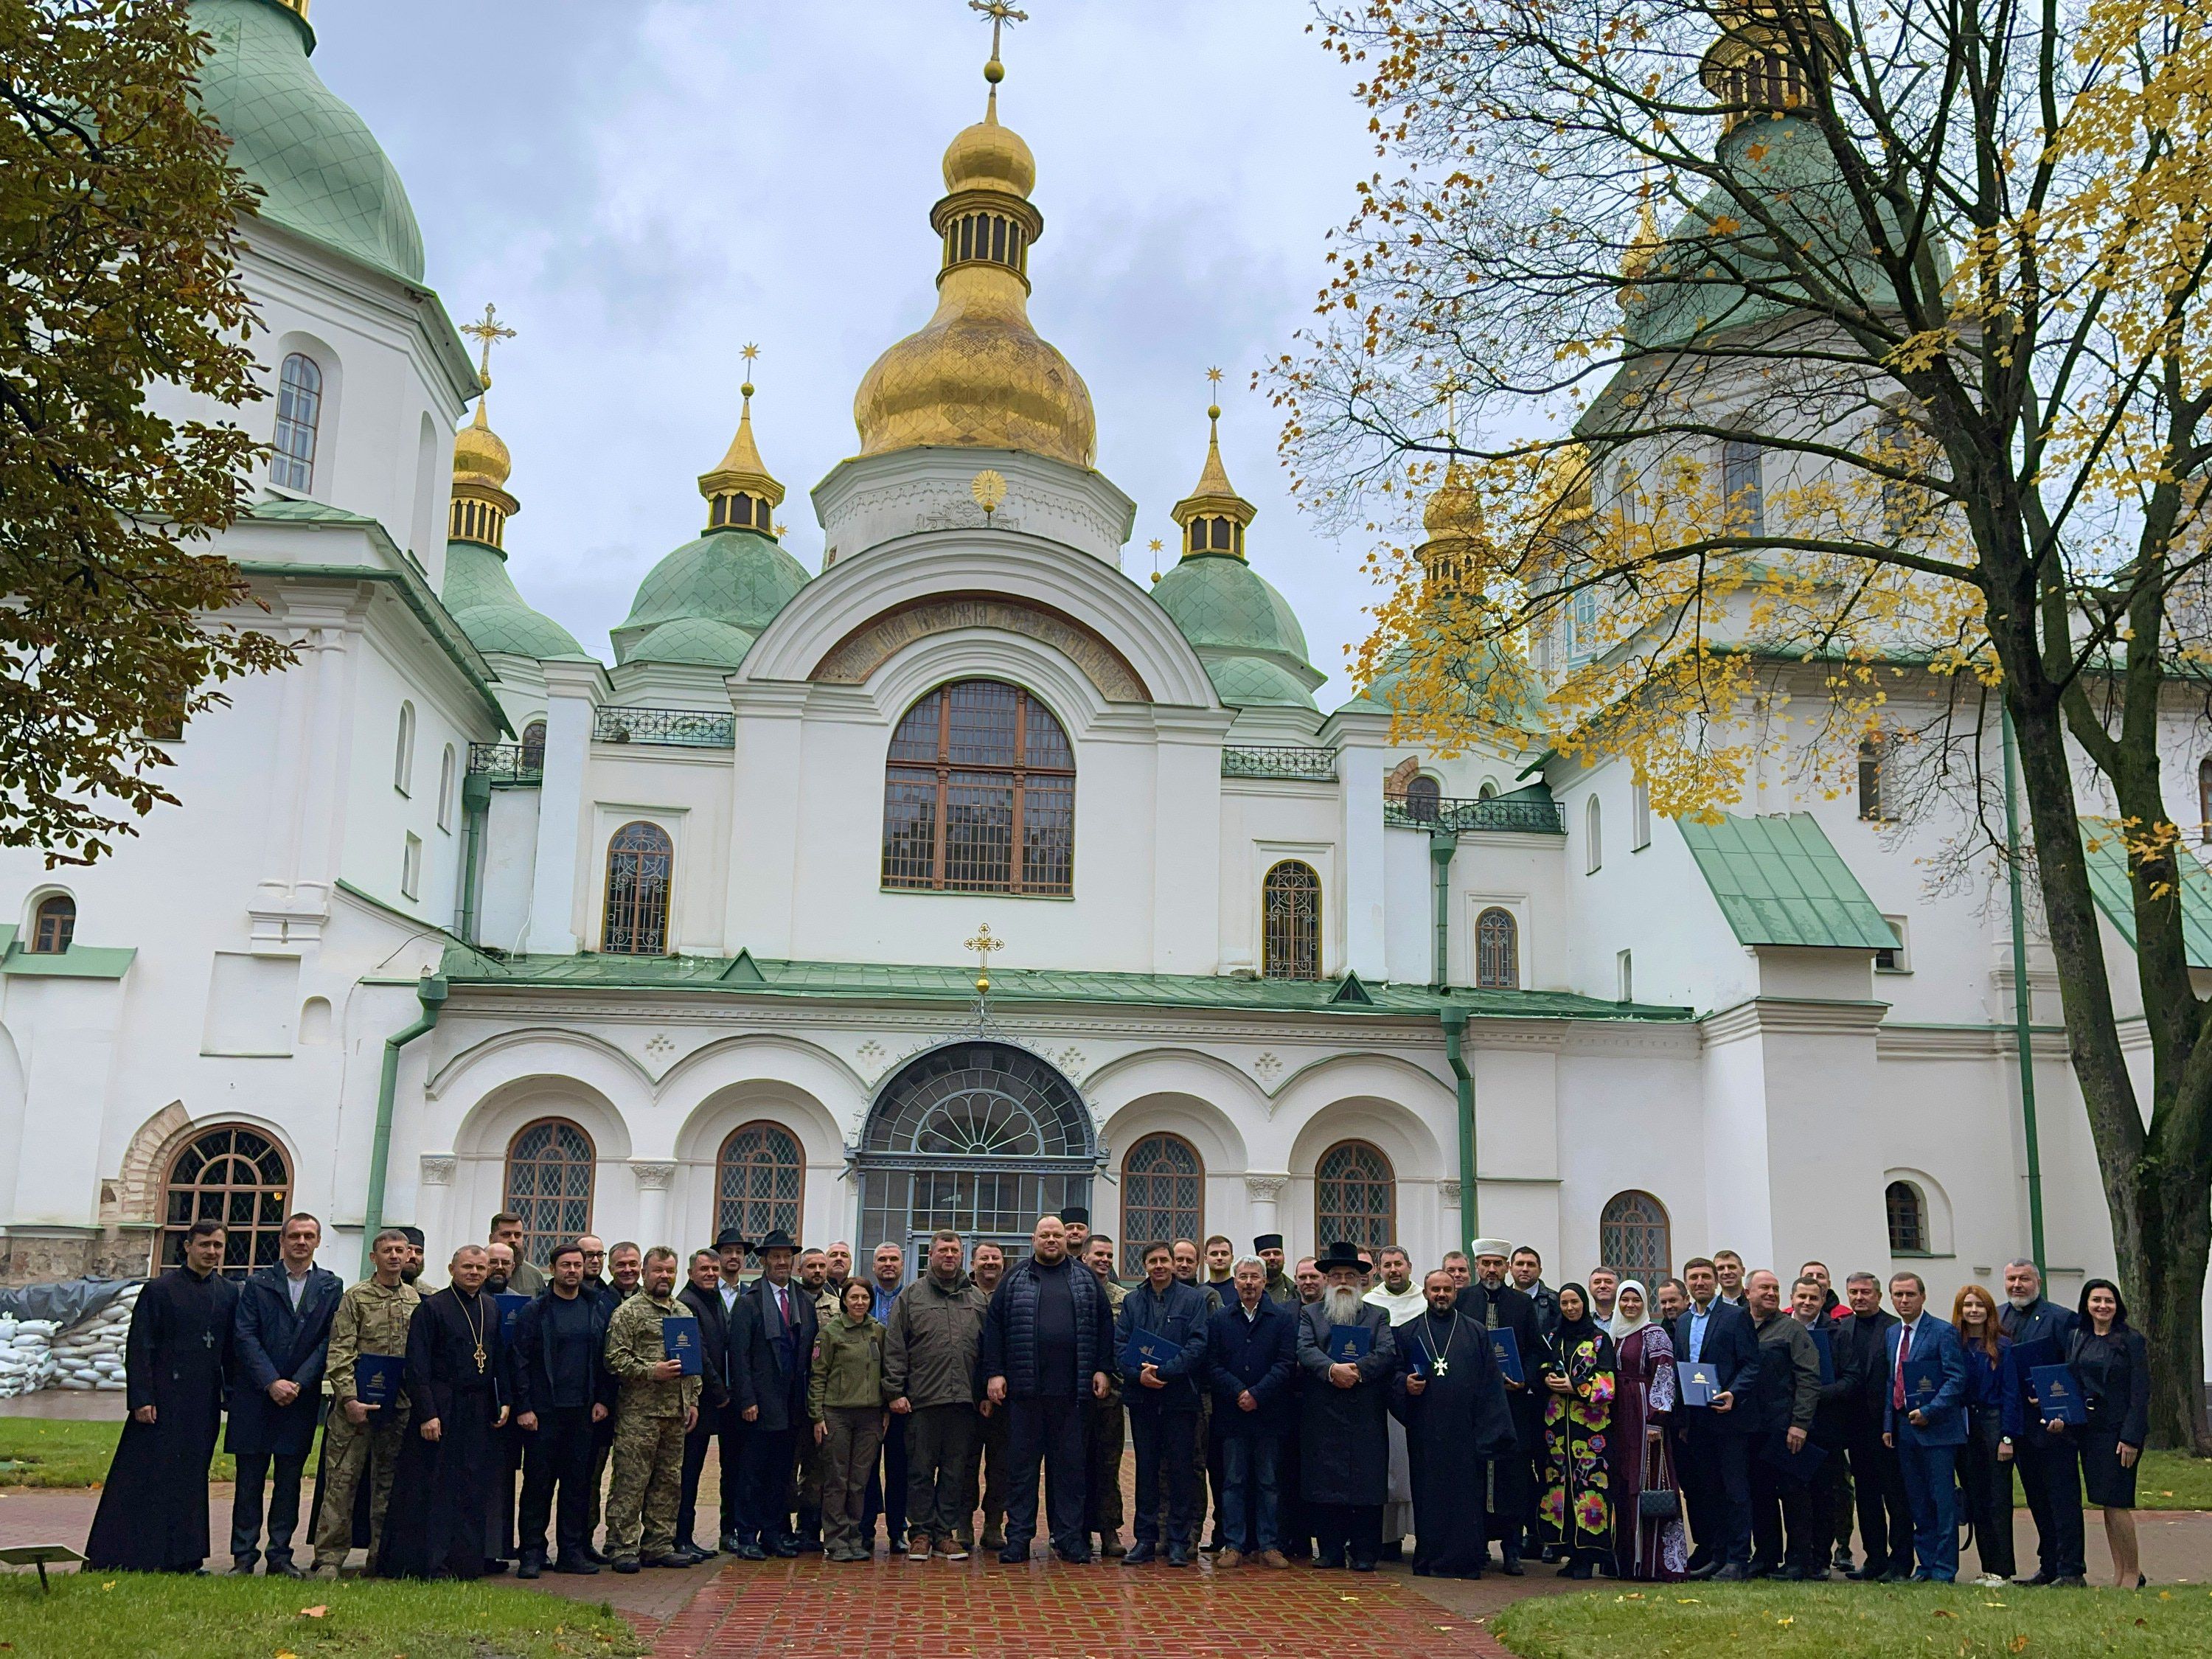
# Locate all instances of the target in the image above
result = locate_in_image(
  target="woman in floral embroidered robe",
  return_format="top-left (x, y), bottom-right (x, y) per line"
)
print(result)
top-left (1607, 1281), bottom-right (1687, 1580)
top-left (1537, 1283), bottom-right (1617, 1578)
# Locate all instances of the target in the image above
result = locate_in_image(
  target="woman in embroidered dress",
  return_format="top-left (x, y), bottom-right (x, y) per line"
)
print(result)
top-left (1537, 1282), bottom-right (1617, 1578)
top-left (1606, 1280), bottom-right (1687, 1580)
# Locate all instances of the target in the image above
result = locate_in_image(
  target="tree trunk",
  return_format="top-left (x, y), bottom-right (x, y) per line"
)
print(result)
top-left (2129, 1157), bottom-right (2212, 1453)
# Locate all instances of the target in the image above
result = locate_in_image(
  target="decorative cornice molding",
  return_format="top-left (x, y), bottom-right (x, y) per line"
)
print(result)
top-left (629, 1159), bottom-right (677, 1191)
top-left (1243, 1174), bottom-right (1289, 1200)
top-left (1700, 997), bottom-right (1890, 1048)
top-left (810, 591), bottom-right (1148, 702)
top-left (419, 1153), bottom-right (456, 1186)
top-left (1874, 1022), bottom-right (2071, 1060)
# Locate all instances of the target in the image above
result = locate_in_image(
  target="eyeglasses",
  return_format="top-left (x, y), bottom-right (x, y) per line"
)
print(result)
top-left (581, 1251), bottom-right (605, 1260)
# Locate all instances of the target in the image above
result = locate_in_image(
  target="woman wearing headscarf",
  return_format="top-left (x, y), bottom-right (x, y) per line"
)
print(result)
top-left (2064, 1279), bottom-right (2149, 1587)
top-left (1537, 1283), bottom-right (1616, 1578)
top-left (1606, 1281), bottom-right (1686, 1580)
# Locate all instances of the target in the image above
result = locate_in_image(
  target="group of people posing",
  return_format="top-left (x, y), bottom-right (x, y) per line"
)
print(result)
top-left (80, 1209), bottom-right (2155, 1593)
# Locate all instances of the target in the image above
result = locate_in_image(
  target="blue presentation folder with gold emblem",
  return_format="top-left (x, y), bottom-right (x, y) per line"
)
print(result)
top-left (1121, 1329), bottom-right (1178, 1374)
top-left (1326, 1324), bottom-right (1374, 1363)
top-left (2030, 1364), bottom-right (2085, 1426)
top-left (1676, 1360), bottom-right (1718, 1406)
top-left (494, 1292), bottom-right (530, 1338)
top-left (1489, 1326), bottom-right (1524, 1385)
top-left (1809, 1325), bottom-right (1836, 1385)
top-left (661, 1315), bottom-right (703, 1377)
top-left (355, 1353), bottom-right (403, 1409)
top-left (1902, 1353), bottom-right (1944, 1414)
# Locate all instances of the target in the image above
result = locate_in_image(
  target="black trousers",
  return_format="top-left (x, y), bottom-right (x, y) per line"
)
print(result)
top-left (676, 1408), bottom-right (717, 1550)
top-left (2012, 1431), bottom-right (2085, 1579)
top-left (518, 1406), bottom-right (597, 1562)
top-left (863, 1410), bottom-right (908, 1544)
top-left (1278, 1422), bottom-right (1310, 1555)
top-left (1310, 1501), bottom-right (1383, 1568)
top-left (710, 1404), bottom-right (748, 1539)
top-left (737, 1425), bottom-right (799, 1544)
top-left (1960, 1406), bottom-right (2017, 1579)
top-left (1487, 1425), bottom-right (1536, 1557)
top-left (230, 1451), bottom-right (307, 1565)
top-left (1004, 1395), bottom-right (1086, 1553)
top-left (1679, 1416), bottom-right (1752, 1567)
top-left (1749, 1452), bottom-right (1818, 1570)
top-left (1845, 1425), bottom-right (1913, 1572)
top-left (1129, 1405), bottom-right (1200, 1549)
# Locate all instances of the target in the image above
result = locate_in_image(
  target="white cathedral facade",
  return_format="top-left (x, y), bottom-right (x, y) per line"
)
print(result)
top-left (0, 0), bottom-right (2191, 1369)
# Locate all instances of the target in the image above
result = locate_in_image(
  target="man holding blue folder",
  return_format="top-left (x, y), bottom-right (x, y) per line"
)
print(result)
top-left (1882, 1272), bottom-right (1969, 1582)
top-left (1998, 1260), bottom-right (2085, 1585)
top-left (1114, 1240), bottom-right (1211, 1565)
top-left (1295, 1242), bottom-right (1399, 1571)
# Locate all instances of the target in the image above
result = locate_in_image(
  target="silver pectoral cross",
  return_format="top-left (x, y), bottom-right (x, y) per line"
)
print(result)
top-left (203, 1330), bottom-right (217, 1349)
top-left (1432, 1357), bottom-right (1450, 1376)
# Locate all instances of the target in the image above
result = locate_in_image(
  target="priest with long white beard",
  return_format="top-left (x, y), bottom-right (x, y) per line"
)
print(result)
top-left (1295, 1242), bottom-right (1399, 1571)
top-left (1363, 1246), bottom-right (1424, 1559)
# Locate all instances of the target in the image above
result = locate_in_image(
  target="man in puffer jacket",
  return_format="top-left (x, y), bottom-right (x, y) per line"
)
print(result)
top-left (978, 1215), bottom-right (1116, 1565)
top-left (883, 1230), bottom-right (990, 1561)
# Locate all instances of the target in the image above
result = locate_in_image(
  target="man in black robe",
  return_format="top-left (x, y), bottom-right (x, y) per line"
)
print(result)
top-left (87, 1220), bottom-right (238, 1573)
top-left (1392, 1268), bottom-right (1519, 1579)
top-left (1458, 1239), bottom-right (1545, 1573)
top-left (374, 1244), bottom-right (509, 1579)
top-left (1294, 1242), bottom-right (1399, 1571)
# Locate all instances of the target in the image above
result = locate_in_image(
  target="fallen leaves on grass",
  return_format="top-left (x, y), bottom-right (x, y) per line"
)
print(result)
top-left (298, 1607), bottom-right (327, 1618)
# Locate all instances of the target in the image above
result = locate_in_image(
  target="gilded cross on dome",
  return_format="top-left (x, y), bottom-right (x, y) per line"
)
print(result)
top-left (461, 302), bottom-right (516, 392)
top-left (966, 923), bottom-right (1005, 995)
top-left (971, 0), bottom-right (1027, 63)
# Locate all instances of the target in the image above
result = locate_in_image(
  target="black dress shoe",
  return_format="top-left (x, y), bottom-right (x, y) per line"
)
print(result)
top-left (1499, 1555), bottom-right (1525, 1577)
top-left (1350, 1559), bottom-right (1378, 1573)
top-left (612, 1558), bottom-right (641, 1574)
top-left (1713, 1563), bottom-right (1750, 1581)
top-left (1122, 1542), bottom-right (1157, 1565)
top-left (1312, 1554), bottom-right (1346, 1571)
top-left (1565, 1563), bottom-right (1591, 1580)
top-left (1055, 1545), bottom-right (1094, 1565)
top-left (1846, 1562), bottom-right (1888, 1581)
top-left (998, 1543), bottom-right (1030, 1565)
top-left (642, 1554), bottom-right (689, 1569)
top-left (232, 1557), bottom-right (258, 1576)
top-left (2015, 1570), bottom-right (2055, 1586)
top-left (1879, 1565), bottom-right (1913, 1582)
top-left (767, 1537), bottom-right (801, 1559)
top-left (1379, 1541), bottom-right (1404, 1562)
top-left (270, 1559), bottom-right (307, 1580)
top-left (720, 1533), bottom-right (745, 1554)
top-left (585, 1546), bottom-right (611, 1565)
top-left (517, 1554), bottom-right (543, 1580)
top-left (481, 1559), bottom-right (509, 1576)
top-left (1775, 1564), bottom-right (1808, 1582)
top-left (733, 1542), bottom-right (767, 1562)
top-left (1165, 1546), bottom-right (1192, 1567)
top-left (554, 1551), bottom-right (601, 1576)
top-left (1686, 1559), bottom-right (1722, 1579)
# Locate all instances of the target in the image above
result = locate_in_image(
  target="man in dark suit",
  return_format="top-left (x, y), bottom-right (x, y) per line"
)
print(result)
top-left (728, 1228), bottom-right (816, 1558)
top-left (1883, 1270), bottom-right (1969, 1582)
top-left (1836, 1271), bottom-right (1913, 1579)
top-left (1455, 1241), bottom-right (1543, 1573)
top-left (1998, 1259), bottom-right (2085, 1585)
top-left (509, 1240), bottom-right (617, 1576)
top-left (1671, 1254), bottom-right (1761, 1579)
top-left (1113, 1239), bottom-right (1211, 1565)
top-left (227, 1212), bottom-right (343, 1576)
top-left (674, 1248), bottom-right (731, 1562)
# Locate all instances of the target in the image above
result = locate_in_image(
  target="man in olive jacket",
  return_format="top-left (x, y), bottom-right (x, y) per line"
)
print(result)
top-left (602, 1248), bottom-right (701, 1571)
top-left (883, 1229), bottom-right (990, 1559)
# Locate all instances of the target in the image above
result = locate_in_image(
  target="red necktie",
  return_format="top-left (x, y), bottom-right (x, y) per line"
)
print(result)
top-left (1892, 1322), bottom-right (1912, 1411)
top-left (776, 1286), bottom-right (790, 1332)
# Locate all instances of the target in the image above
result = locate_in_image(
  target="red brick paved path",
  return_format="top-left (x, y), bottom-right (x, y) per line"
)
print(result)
top-left (647, 1555), bottom-right (1513, 1659)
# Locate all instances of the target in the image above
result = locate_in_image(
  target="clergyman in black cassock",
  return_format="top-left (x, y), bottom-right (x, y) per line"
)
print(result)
top-left (375, 1251), bottom-right (508, 1579)
top-left (1458, 1242), bottom-right (1547, 1570)
top-left (86, 1239), bottom-right (240, 1572)
top-left (1391, 1270), bottom-right (1520, 1578)
top-left (1295, 1245), bottom-right (1400, 1570)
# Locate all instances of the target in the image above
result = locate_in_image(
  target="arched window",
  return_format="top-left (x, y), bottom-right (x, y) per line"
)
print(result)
top-left (272, 352), bottom-right (322, 491)
top-left (881, 680), bottom-right (1074, 896)
top-left (1885, 1179), bottom-right (1928, 1254)
top-left (717, 1121), bottom-right (804, 1242)
top-left (504, 1119), bottom-right (594, 1267)
top-left (1478, 779), bottom-right (1499, 800)
top-left (1475, 906), bottom-right (1518, 989)
top-left (393, 701), bottom-right (415, 795)
top-left (520, 718), bottom-right (547, 773)
top-left (1262, 860), bottom-right (1321, 980)
top-left (603, 821), bottom-right (673, 954)
top-left (1315, 1139), bottom-right (1395, 1253)
top-left (1599, 1189), bottom-right (1672, 1282)
top-left (2199, 757), bottom-right (2211, 841)
top-left (1119, 1133), bottom-right (1203, 1277)
top-left (1585, 794), bottom-right (1603, 873)
top-left (29, 894), bottom-right (75, 954)
top-left (1405, 774), bottom-right (1441, 823)
top-left (162, 1124), bottom-right (290, 1278)
top-left (437, 744), bottom-right (456, 832)
top-left (1859, 734), bottom-right (1887, 821)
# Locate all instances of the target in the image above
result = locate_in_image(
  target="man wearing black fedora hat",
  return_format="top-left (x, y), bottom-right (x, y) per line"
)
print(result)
top-left (700, 1229), bottom-right (751, 1553)
top-left (728, 1229), bottom-right (815, 1558)
top-left (1295, 1241), bottom-right (1399, 1571)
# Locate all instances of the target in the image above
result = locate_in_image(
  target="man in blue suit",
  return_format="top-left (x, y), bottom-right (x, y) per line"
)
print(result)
top-left (1671, 1256), bottom-right (1761, 1579)
top-left (1883, 1271), bottom-right (1969, 1582)
top-left (1115, 1239), bottom-right (1211, 1565)
top-left (227, 1213), bottom-right (342, 1576)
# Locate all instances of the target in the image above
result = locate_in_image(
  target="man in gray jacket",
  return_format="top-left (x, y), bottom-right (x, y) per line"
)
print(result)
top-left (883, 1229), bottom-right (990, 1561)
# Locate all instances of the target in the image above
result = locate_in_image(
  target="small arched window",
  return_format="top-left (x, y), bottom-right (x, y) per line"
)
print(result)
top-left (520, 718), bottom-right (547, 774)
top-left (393, 702), bottom-right (416, 795)
top-left (603, 821), bottom-right (673, 955)
top-left (1475, 906), bottom-right (1518, 989)
top-left (1120, 1133), bottom-right (1203, 1277)
top-left (1885, 1180), bottom-right (1929, 1254)
top-left (1859, 734), bottom-right (1887, 821)
top-left (1599, 1189), bottom-right (1672, 1282)
top-left (29, 894), bottom-right (75, 954)
top-left (2199, 757), bottom-right (2211, 842)
top-left (1585, 793), bottom-right (1604, 873)
top-left (881, 680), bottom-right (1074, 896)
top-left (1405, 775), bottom-right (1441, 823)
top-left (1262, 860), bottom-right (1322, 981)
top-left (717, 1121), bottom-right (804, 1242)
top-left (504, 1119), bottom-right (595, 1267)
top-left (272, 352), bottom-right (323, 492)
top-left (1315, 1139), bottom-right (1395, 1253)
top-left (437, 744), bottom-right (456, 832)
top-left (162, 1124), bottom-right (290, 1277)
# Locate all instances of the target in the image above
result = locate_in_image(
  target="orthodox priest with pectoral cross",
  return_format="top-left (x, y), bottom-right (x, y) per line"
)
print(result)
top-left (375, 1244), bottom-right (509, 1579)
top-left (1391, 1268), bottom-right (1520, 1578)
top-left (86, 1220), bottom-right (239, 1573)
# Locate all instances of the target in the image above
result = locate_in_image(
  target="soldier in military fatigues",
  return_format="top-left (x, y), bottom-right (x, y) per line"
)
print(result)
top-left (311, 1229), bottom-right (420, 1576)
top-left (602, 1248), bottom-right (701, 1571)
top-left (1082, 1237), bottom-right (1129, 1556)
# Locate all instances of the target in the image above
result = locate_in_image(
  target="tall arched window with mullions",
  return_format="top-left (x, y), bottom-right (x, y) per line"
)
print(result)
top-left (602, 821), bottom-right (672, 954)
top-left (716, 1121), bottom-right (804, 1243)
top-left (1119, 1133), bottom-right (1204, 1278)
top-left (504, 1119), bottom-right (594, 1267)
top-left (881, 680), bottom-right (1074, 896)
top-left (1315, 1139), bottom-right (1395, 1253)
top-left (1262, 860), bottom-right (1321, 980)
top-left (271, 353), bottom-right (322, 492)
top-left (161, 1124), bottom-right (291, 1278)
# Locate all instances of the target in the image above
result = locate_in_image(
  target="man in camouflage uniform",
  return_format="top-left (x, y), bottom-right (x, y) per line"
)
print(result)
top-left (310, 1228), bottom-right (420, 1577)
top-left (1082, 1234), bottom-right (1129, 1556)
top-left (602, 1246), bottom-right (700, 1571)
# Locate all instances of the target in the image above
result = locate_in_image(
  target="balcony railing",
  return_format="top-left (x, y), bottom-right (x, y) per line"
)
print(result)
top-left (467, 742), bottom-right (541, 782)
top-left (594, 706), bottom-right (736, 749)
top-left (1220, 744), bottom-right (1338, 782)
top-left (1384, 792), bottom-right (1568, 833)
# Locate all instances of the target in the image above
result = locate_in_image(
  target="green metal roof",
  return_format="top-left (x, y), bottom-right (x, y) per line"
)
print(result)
top-left (612, 529), bottom-right (809, 667)
top-left (2079, 818), bottom-right (2212, 969)
top-left (1, 943), bottom-right (136, 980)
top-left (1676, 812), bottom-right (1898, 949)
top-left (442, 539), bottom-right (589, 661)
top-left (437, 943), bottom-right (1694, 1023)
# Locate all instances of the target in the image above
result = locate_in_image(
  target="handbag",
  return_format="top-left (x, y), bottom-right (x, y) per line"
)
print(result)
top-left (1638, 1431), bottom-right (1682, 1520)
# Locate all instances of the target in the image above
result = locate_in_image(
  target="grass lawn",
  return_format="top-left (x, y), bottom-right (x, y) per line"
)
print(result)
top-left (1495, 1582), bottom-right (2212, 1658)
top-left (0, 1416), bottom-right (321, 1488)
top-left (0, 1571), bottom-right (644, 1659)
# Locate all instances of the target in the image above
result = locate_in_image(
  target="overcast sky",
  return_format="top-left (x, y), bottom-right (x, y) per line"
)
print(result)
top-left (308, 1), bottom-right (1380, 696)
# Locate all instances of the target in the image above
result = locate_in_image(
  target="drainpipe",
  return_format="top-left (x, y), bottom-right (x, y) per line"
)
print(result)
top-left (456, 773), bottom-right (491, 945)
top-left (361, 974), bottom-right (448, 1279)
top-left (1429, 829), bottom-right (1458, 992)
top-left (1441, 1007), bottom-right (1478, 1250)
top-left (2000, 706), bottom-right (2048, 1273)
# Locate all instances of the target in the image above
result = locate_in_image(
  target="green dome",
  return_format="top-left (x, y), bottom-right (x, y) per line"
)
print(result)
top-left (442, 540), bottom-right (588, 661)
top-left (1362, 638), bottom-right (1545, 734)
top-left (191, 0), bottom-right (425, 282)
top-left (1153, 554), bottom-right (1312, 664)
top-left (632, 616), bottom-right (756, 670)
top-left (612, 527), bottom-right (810, 666)
top-left (1206, 655), bottom-right (1317, 710)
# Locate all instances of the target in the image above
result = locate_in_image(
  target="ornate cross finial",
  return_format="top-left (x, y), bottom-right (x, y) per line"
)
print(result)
top-left (971, 0), bottom-right (1027, 64)
top-left (966, 922), bottom-right (1006, 995)
top-left (460, 302), bottom-right (516, 392)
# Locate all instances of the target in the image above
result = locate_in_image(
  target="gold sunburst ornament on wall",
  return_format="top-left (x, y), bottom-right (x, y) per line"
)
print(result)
top-left (971, 468), bottom-right (1009, 524)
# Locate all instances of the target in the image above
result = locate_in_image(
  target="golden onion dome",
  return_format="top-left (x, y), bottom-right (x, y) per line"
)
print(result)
top-left (851, 39), bottom-right (1096, 470)
top-left (1422, 459), bottom-right (1484, 539)
top-left (451, 398), bottom-right (512, 490)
